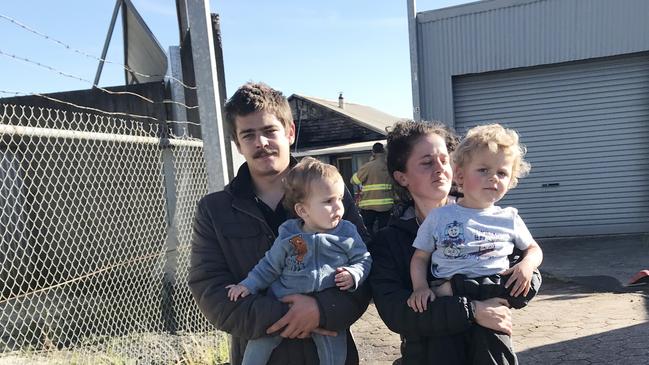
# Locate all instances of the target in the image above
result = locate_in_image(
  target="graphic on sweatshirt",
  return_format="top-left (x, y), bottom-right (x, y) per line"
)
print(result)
top-left (440, 220), bottom-right (465, 258)
top-left (287, 235), bottom-right (307, 271)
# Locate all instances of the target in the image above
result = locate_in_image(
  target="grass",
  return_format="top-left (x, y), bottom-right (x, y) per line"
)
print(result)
top-left (0, 331), bottom-right (230, 365)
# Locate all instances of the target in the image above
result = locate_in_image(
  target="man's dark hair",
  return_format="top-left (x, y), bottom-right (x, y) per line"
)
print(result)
top-left (224, 82), bottom-right (293, 144)
top-left (372, 142), bottom-right (385, 154)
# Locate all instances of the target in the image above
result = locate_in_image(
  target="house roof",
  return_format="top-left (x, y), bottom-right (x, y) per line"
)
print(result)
top-left (289, 94), bottom-right (405, 135)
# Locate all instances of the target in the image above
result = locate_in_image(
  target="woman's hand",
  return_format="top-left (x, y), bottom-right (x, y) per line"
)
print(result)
top-left (473, 297), bottom-right (512, 335)
top-left (407, 287), bottom-right (436, 313)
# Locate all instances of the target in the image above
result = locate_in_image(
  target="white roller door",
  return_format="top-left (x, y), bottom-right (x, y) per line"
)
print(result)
top-left (453, 54), bottom-right (649, 237)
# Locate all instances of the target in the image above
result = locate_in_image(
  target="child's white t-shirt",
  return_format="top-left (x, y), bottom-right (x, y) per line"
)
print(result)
top-left (412, 204), bottom-right (534, 278)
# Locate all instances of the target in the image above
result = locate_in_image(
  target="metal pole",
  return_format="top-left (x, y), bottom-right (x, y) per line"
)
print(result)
top-left (94, 0), bottom-right (123, 86)
top-left (155, 88), bottom-right (180, 334)
top-left (211, 13), bottom-right (234, 181)
top-left (175, 0), bottom-right (189, 45)
top-left (168, 46), bottom-right (189, 138)
top-left (407, 0), bottom-right (421, 121)
top-left (186, 0), bottom-right (229, 191)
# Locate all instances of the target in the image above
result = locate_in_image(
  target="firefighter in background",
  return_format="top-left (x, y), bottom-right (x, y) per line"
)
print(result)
top-left (351, 142), bottom-right (394, 239)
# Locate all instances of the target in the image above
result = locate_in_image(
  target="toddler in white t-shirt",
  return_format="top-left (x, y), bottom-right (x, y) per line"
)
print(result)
top-left (408, 124), bottom-right (543, 314)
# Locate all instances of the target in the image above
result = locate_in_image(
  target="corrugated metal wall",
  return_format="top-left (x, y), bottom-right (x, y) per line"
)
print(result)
top-left (416, 0), bottom-right (649, 123)
top-left (453, 53), bottom-right (649, 237)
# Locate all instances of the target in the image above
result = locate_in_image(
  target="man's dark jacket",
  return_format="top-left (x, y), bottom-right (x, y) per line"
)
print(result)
top-left (188, 162), bottom-right (371, 365)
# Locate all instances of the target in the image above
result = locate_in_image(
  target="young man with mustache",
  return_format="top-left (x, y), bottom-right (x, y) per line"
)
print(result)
top-left (188, 82), bottom-right (371, 365)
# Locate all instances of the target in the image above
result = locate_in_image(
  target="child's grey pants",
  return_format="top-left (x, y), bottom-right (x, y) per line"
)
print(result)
top-left (242, 331), bottom-right (347, 365)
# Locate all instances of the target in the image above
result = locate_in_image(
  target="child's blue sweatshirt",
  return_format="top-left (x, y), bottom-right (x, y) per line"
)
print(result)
top-left (240, 218), bottom-right (372, 298)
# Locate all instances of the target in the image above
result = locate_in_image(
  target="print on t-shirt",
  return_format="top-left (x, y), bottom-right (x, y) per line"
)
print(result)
top-left (441, 220), bottom-right (464, 258)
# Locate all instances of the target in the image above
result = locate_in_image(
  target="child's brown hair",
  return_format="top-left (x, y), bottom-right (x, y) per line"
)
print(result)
top-left (283, 157), bottom-right (343, 216)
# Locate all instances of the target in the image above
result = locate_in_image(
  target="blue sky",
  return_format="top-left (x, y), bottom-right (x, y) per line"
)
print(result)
top-left (0, 0), bottom-right (470, 118)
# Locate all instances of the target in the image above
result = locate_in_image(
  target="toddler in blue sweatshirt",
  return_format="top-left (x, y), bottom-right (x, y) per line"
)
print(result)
top-left (228, 157), bottom-right (372, 365)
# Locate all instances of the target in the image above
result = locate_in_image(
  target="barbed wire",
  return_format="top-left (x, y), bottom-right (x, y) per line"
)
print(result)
top-left (0, 49), bottom-right (199, 110)
top-left (0, 94), bottom-right (206, 140)
top-left (0, 95), bottom-right (203, 139)
top-left (0, 89), bottom-right (159, 121)
top-left (166, 120), bottom-right (202, 127)
top-left (0, 12), bottom-right (208, 135)
top-left (0, 49), bottom-right (154, 103)
top-left (0, 12), bottom-right (198, 91)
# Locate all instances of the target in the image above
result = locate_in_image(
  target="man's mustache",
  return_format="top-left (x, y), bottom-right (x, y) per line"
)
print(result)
top-left (253, 147), bottom-right (279, 159)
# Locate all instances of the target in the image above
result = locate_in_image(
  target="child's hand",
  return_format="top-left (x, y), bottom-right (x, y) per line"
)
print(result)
top-left (501, 260), bottom-right (534, 297)
top-left (226, 284), bottom-right (250, 301)
top-left (335, 268), bottom-right (355, 291)
top-left (407, 287), bottom-right (436, 313)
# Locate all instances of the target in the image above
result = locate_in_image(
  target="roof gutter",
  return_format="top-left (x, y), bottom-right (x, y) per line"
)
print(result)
top-left (407, 0), bottom-right (421, 121)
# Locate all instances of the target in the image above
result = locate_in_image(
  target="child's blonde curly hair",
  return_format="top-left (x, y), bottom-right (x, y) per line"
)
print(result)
top-left (452, 123), bottom-right (531, 188)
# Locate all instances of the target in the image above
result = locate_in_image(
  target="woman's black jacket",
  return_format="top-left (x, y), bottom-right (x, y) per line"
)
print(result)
top-left (368, 203), bottom-right (474, 363)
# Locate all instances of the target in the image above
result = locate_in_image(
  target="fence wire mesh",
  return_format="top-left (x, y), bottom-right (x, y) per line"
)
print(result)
top-left (0, 104), bottom-right (226, 364)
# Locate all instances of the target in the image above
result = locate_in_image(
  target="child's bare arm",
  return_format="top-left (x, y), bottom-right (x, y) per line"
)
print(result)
top-left (410, 249), bottom-right (432, 291)
top-left (501, 240), bottom-right (543, 297)
top-left (407, 249), bottom-right (436, 312)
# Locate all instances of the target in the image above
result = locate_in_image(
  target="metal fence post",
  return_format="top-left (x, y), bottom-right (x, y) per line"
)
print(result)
top-left (210, 13), bottom-right (234, 182)
top-left (186, 0), bottom-right (228, 192)
top-left (168, 46), bottom-right (189, 138)
top-left (159, 48), bottom-right (188, 333)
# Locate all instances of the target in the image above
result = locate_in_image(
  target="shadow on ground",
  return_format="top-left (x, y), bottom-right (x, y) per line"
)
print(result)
top-left (517, 276), bottom-right (649, 364)
top-left (540, 274), bottom-right (649, 311)
top-left (517, 322), bottom-right (649, 364)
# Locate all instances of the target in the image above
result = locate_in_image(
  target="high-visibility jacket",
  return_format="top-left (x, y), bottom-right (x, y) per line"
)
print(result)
top-left (350, 153), bottom-right (394, 212)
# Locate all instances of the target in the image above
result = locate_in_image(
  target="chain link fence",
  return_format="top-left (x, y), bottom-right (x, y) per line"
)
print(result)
top-left (0, 103), bottom-right (227, 364)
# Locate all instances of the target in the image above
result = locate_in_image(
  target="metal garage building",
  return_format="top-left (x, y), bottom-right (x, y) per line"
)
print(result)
top-left (407, 0), bottom-right (649, 236)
